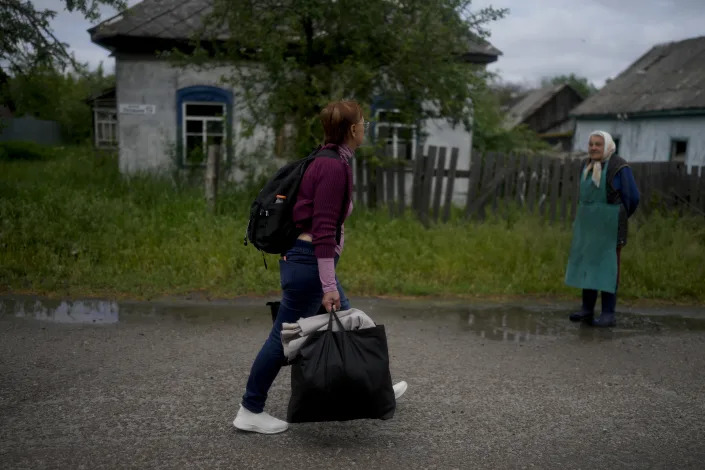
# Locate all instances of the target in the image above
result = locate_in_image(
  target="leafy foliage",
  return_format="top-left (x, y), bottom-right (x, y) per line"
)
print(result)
top-left (541, 73), bottom-right (598, 98)
top-left (0, 63), bottom-right (114, 143)
top-left (1, 147), bottom-right (704, 302)
top-left (0, 0), bottom-right (126, 74)
top-left (180, 0), bottom-right (507, 157)
top-left (471, 79), bottom-right (550, 153)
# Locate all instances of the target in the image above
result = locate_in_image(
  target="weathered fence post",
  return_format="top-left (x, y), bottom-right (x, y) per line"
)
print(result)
top-left (493, 152), bottom-right (505, 216)
top-left (548, 157), bottom-right (561, 224)
top-left (442, 148), bottom-right (459, 222)
top-left (569, 159), bottom-right (582, 222)
top-left (205, 144), bottom-right (219, 212)
top-left (537, 155), bottom-right (550, 218)
top-left (397, 160), bottom-right (407, 217)
top-left (432, 147), bottom-right (447, 222)
top-left (366, 161), bottom-right (376, 209)
top-left (464, 151), bottom-right (483, 219)
top-left (386, 165), bottom-right (396, 218)
top-left (478, 152), bottom-right (496, 220)
top-left (418, 147), bottom-right (437, 226)
top-left (354, 157), bottom-right (365, 205)
top-left (412, 145), bottom-right (425, 212)
top-left (503, 153), bottom-right (518, 215)
top-left (516, 154), bottom-right (528, 207)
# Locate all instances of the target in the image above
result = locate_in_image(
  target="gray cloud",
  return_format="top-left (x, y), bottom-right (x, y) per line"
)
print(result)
top-left (37, 0), bottom-right (705, 88)
top-left (474, 0), bottom-right (705, 86)
top-left (31, 0), bottom-right (136, 72)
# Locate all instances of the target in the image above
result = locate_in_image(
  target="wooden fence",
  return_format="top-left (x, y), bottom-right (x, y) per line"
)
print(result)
top-left (350, 146), bottom-right (705, 225)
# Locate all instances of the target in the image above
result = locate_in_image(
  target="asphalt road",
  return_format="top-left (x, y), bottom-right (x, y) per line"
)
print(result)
top-left (1, 296), bottom-right (704, 469)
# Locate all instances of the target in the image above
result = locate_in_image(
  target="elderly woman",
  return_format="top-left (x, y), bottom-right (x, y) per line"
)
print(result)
top-left (565, 131), bottom-right (640, 327)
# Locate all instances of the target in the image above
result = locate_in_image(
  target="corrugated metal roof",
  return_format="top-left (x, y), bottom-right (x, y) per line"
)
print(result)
top-left (572, 35), bottom-right (705, 116)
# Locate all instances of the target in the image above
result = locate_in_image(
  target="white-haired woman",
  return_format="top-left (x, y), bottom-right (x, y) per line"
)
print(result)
top-left (565, 131), bottom-right (640, 327)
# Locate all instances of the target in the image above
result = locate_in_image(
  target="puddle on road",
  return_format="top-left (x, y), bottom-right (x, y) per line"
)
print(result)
top-left (3, 296), bottom-right (705, 340)
top-left (0, 297), bottom-right (266, 326)
top-left (8, 299), bottom-right (119, 324)
top-left (462, 307), bottom-right (705, 342)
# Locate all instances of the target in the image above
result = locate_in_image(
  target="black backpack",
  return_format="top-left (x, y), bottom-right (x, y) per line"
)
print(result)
top-left (244, 146), bottom-right (348, 261)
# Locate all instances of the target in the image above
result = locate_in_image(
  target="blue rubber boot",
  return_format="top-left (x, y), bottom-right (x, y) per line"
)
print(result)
top-left (569, 289), bottom-right (597, 322)
top-left (569, 310), bottom-right (594, 322)
top-left (591, 312), bottom-right (616, 327)
top-left (592, 291), bottom-right (617, 327)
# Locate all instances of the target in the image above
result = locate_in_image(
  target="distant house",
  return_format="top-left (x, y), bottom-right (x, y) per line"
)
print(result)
top-left (505, 83), bottom-right (584, 151)
top-left (86, 87), bottom-right (118, 149)
top-left (88, 0), bottom-right (501, 187)
top-left (571, 36), bottom-right (705, 170)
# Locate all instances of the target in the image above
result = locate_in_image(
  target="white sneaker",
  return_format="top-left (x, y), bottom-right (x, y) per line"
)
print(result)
top-left (393, 381), bottom-right (408, 400)
top-left (233, 405), bottom-right (288, 434)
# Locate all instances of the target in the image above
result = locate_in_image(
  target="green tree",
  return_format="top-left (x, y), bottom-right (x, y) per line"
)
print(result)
top-left (490, 79), bottom-right (531, 109)
top-left (1, 63), bottom-right (114, 143)
top-left (471, 80), bottom-right (549, 154)
top-left (182, 0), bottom-right (507, 157)
top-left (1, 0), bottom-right (126, 74)
top-left (541, 73), bottom-right (598, 98)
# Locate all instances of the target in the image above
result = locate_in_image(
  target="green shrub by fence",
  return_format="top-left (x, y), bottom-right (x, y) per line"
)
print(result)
top-left (0, 146), bottom-right (703, 302)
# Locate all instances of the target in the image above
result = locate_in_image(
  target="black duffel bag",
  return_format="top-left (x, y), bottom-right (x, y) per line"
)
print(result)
top-left (287, 310), bottom-right (396, 423)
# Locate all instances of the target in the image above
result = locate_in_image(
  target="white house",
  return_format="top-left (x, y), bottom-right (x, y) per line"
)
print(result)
top-left (571, 36), bottom-right (705, 172)
top-left (88, 0), bottom-right (501, 192)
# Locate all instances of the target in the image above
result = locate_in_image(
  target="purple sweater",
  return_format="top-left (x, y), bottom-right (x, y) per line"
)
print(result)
top-left (293, 144), bottom-right (354, 292)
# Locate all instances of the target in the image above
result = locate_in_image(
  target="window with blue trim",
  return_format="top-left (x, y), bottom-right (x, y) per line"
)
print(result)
top-left (176, 86), bottom-right (233, 167)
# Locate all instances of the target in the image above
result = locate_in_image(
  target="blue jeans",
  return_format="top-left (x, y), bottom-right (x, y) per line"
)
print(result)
top-left (241, 240), bottom-right (350, 413)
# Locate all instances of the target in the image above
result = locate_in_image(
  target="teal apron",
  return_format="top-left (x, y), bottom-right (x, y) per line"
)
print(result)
top-left (565, 165), bottom-right (619, 294)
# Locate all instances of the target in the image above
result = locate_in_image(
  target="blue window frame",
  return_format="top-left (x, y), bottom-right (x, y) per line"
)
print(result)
top-left (176, 86), bottom-right (233, 167)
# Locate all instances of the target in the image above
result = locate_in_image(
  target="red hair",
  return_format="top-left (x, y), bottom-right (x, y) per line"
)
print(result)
top-left (319, 100), bottom-right (362, 145)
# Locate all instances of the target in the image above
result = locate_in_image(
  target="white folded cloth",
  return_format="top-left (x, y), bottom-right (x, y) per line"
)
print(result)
top-left (281, 308), bottom-right (376, 361)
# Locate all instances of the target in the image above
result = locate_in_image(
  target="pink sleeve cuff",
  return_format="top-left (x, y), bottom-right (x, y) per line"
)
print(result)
top-left (317, 258), bottom-right (337, 293)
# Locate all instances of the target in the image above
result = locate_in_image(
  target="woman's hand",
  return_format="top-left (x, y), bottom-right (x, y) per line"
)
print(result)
top-left (322, 290), bottom-right (341, 313)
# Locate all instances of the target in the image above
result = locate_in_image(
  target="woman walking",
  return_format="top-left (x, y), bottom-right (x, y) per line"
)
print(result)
top-left (234, 100), bottom-right (407, 434)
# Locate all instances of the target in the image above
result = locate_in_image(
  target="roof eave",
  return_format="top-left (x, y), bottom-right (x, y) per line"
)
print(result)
top-left (572, 108), bottom-right (705, 119)
top-left (460, 52), bottom-right (499, 65)
top-left (89, 34), bottom-right (198, 55)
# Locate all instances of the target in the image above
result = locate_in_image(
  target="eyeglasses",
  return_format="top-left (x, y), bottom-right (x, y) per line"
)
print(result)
top-left (359, 121), bottom-right (370, 131)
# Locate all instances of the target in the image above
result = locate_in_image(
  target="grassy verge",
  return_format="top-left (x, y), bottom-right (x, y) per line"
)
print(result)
top-left (1, 146), bottom-right (703, 302)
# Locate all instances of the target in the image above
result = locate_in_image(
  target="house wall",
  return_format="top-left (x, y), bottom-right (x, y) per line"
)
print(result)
top-left (574, 116), bottom-right (705, 170)
top-left (115, 55), bottom-right (272, 176)
top-left (116, 55), bottom-right (477, 203)
top-left (420, 117), bottom-right (472, 205)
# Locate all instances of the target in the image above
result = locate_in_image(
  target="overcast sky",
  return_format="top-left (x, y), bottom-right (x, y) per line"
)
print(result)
top-left (40, 0), bottom-right (705, 88)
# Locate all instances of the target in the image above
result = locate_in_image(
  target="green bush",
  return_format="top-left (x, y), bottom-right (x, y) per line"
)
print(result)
top-left (1, 146), bottom-right (703, 302)
top-left (0, 141), bottom-right (55, 161)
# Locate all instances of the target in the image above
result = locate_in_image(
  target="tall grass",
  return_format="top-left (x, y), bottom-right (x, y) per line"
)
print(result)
top-left (1, 146), bottom-right (703, 302)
